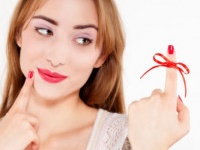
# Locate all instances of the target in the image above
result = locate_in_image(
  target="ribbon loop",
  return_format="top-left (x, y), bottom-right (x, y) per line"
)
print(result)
top-left (140, 53), bottom-right (190, 97)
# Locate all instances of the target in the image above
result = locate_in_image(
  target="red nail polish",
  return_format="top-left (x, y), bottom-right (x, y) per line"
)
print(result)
top-left (28, 71), bottom-right (34, 79)
top-left (178, 95), bottom-right (183, 103)
top-left (168, 45), bottom-right (174, 54)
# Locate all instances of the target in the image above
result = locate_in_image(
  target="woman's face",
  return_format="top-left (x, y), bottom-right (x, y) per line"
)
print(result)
top-left (17, 0), bottom-right (104, 101)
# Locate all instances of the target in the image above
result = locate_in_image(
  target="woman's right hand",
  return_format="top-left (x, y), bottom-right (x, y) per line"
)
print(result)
top-left (0, 72), bottom-right (39, 150)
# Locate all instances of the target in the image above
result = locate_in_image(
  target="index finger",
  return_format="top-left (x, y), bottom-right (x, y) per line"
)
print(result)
top-left (164, 45), bottom-right (177, 98)
top-left (10, 71), bottom-right (34, 112)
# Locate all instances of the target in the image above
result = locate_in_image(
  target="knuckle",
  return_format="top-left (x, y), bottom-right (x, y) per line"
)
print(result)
top-left (33, 118), bottom-right (39, 126)
top-left (151, 89), bottom-right (162, 97)
top-left (11, 112), bottom-right (25, 122)
top-left (128, 98), bottom-right (148, 113)
top-left (30, 117), bottom-right (40, 130)
top-left (150, 93), bottom-right (161, 101)
top-left (26, 130), bottom-right (35, 141)
top-left (22, 121), bottom-right (32, 130)
top-left (152, 88), bottom-right (162, 93)
top-left (128, 101), bottom-right (139, 114)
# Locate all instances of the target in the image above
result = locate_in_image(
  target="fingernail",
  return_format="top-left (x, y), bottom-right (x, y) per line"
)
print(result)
top-left (168, 45), bottom-right (174, 55)
top-left (28, 71), bottom-right (34, 79)
top-left (178, 95), bottom-right (183, 103)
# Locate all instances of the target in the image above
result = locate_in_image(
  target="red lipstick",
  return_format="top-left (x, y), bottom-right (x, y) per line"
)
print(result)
top-left (38, 68), bottom-right (67, 83)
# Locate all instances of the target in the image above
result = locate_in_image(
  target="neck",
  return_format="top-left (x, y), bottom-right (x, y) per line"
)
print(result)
top-left (26, 89), bottom-right (88, 136)
top-left (25, 88), bottom-right (98, 148)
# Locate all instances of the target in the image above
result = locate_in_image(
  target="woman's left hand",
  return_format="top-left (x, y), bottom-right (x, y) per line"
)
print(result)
top-left (128, 47), bottom-right (190, 150)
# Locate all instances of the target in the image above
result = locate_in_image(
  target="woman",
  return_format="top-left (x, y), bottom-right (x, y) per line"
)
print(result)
top-left (0, 0), bottom-right (189, 149)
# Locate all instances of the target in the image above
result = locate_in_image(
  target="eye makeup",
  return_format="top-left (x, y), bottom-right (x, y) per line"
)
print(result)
top-left (34, 27), bottom-right (53, 36)
top-left (72, 32), bottom-right (95, 46)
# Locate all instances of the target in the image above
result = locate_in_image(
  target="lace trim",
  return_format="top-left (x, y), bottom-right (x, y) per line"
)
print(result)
top-left (86, 109), bottom-right (128, 150)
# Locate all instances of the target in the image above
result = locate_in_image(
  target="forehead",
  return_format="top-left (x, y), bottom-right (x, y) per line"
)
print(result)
top-left (33, 0), bottom-right (98, 26)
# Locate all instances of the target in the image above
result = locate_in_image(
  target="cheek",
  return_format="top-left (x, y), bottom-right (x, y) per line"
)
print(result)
top-left (70, 51), bottom-right (100, 84)
top-left (19, 31), bottom-right (44, 76)
top-left (72, 50), bottom-right (100, 72)
top-left (73, 55), bottom-right (98, 87)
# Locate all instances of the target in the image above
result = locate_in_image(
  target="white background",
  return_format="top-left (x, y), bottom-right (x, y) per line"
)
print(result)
top-left (0, 1), bottom-right (200, 149)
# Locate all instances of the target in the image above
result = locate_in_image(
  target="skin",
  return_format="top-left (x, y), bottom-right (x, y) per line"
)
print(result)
top-left (18, 0), bottom-right (103, 102)
top-left (0, 0), bottom-right (190, 150)
top-left (128, 50), bottom-right (190, 150)
top-left (1, 0), bottom-right (105, 149)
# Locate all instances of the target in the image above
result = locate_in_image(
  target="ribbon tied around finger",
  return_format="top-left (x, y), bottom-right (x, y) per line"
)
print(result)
top-left (140, 53), bottom-right (190, 97)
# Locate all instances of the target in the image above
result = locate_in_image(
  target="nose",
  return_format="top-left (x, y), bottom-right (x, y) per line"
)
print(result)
top-left (45, 39), bottom-right (68, 67)
top-left (46, 58), bottom-right (64, 67)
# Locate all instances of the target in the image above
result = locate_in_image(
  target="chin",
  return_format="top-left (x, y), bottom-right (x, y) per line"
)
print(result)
top-left (34, 87), bottom-right (63, 101)
top-left (33, 81), bottom-right (68, 102)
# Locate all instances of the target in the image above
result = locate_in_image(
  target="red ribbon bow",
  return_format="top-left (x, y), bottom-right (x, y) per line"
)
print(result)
top-left (140, 53), bottom-right (190, 97)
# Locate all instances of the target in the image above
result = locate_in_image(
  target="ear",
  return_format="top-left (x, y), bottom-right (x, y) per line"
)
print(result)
top-left (15, 32), bottom-right (22, 47)
top-left (94, 55), bottom-right (107, 68)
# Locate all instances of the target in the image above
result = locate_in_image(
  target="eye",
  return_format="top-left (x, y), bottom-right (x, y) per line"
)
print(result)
top-left (74, 37), bottom-right (93, 46)
top-left (35, 27), bottom-right (53, 36)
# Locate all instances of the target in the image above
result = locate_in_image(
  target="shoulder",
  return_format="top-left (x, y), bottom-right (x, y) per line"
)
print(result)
top-left (89, 109), bottom-right (128, 149)
top-left (102, 109), bottom-right (128, 145)
top-left (100, 109), bottom-right (128, 130)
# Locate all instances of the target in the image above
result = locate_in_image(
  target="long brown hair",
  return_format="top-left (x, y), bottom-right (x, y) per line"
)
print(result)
top-left (0, 0), bottom-right (126, 117)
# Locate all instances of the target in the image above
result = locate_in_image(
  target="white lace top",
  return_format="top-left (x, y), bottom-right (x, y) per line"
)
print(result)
top-left (86, 109), bottom-right (131, 150)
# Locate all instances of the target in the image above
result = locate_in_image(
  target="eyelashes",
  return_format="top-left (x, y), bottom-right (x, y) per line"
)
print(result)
top-left (73, 37), bottom-right (93, 46)
top-left (34, 27), bottom-right (53, 36)
top-left (34, 27), bottom-right (93, 46)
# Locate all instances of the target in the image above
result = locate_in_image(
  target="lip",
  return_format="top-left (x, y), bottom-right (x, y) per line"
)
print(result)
top-left (37, 68), bottom-right (67, 83)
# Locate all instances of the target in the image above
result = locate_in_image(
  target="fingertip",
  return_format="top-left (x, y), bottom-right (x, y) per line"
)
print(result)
top-left (178, 95), bottom-right (183, 103)
top-left (28, 71), bottom-right (34, 79)
top-left (167, 44), bottom-right (176, 61)
top-left (168, 45), bottom-right (174, 55)
top-left (168, 45), bottom-right (176, 57)
top-left (177, 95), bottom-right (184, 112)
top-left (26, 71), bottom-right (34, 85)
top-left (22, 70), bottom-right (34, 93)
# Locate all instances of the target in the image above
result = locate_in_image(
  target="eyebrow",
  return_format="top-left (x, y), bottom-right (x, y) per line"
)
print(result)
top-left (74, 24), bottom-right (98, 31)
top-left (32, 15), bottom-right (98, 31)
top-left (32, 15), bottom-right (58, 26)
